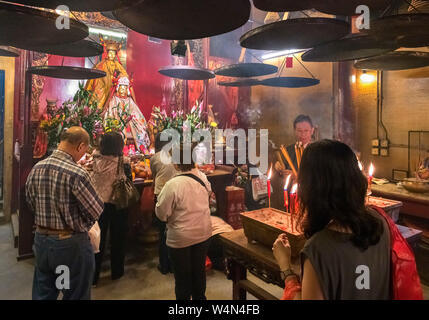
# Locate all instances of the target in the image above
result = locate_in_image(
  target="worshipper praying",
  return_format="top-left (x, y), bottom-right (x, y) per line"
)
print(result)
top-left (91, 132), bottom-right (133, 286)
top-left (155, 143), bottom-right (212, 300)
top-left (274, 114), bottom-right (315, 178)
top-left (25, 127), bottom-right (104, 300)
top-left (272, 140), bottom-right (391, 300)
top-left (150, 133), bottom-right (177, 275)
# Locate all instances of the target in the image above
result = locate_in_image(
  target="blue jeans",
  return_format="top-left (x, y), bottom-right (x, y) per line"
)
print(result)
top-left (32, 232), bottom-right (95, 300)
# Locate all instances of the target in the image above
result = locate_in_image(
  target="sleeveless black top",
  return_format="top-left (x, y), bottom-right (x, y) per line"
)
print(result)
top-left (300, 211), bottom-right (391, 300)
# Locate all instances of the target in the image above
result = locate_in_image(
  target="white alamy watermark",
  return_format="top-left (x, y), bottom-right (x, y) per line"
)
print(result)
top-left (356, 5), bottom-right (370, 30)
top-left (55, 5), bottom-right (70, 30)
top-left (159, 124), bottom-right (269, 176)
top-left (355, 265), bottom-right (370, 290)
top-left (55, 265), bottom-right (70, 290)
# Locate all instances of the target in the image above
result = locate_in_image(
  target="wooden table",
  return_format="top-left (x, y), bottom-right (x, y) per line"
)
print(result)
top-left (372, 183), bottom-right (429, 220)
top-left (219, 229), bottom-right (300, 300)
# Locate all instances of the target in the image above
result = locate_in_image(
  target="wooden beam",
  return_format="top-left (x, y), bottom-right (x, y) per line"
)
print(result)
top-left (238, 280), bottom-right (279, 300)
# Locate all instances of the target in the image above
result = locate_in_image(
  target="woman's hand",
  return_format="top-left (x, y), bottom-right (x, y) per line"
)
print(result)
top-left (272, 233), bottom-right (292, 271)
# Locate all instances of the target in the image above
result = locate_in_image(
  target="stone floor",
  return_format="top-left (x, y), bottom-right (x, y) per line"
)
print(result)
top-left (0, 221), bottom-right (428, 300)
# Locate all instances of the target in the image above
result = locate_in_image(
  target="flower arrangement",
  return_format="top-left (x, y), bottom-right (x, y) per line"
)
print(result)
top-left (40, 83), bottom-right (104, 149)
top-left (234, 164), bottom-right (249, 188)
top-left (149, 101), bottom-right (217, 140)
top-left (104, 103), bottom-right (133, 134)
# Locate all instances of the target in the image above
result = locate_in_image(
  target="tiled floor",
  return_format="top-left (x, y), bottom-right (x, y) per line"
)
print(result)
top-left (0, 222), bottom-right (427, 300)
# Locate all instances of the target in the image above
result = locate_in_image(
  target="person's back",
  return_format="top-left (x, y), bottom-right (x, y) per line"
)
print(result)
top-left (157, 168), bottom-right (212, 248)
top-left (150, 150), bottom-right (177, 195)
top-left (155, 145), bottom-right (213, 300)
top-left (301, 209), bottom-right (391, 300)
top-left (28, 150), bottom-right (101, 231)
top-left (26, 127), bottom-right (103, 300)
top-left (272, 140), bottom-right (393, 300)
top-left (89, 132), bottom-right (132, 285)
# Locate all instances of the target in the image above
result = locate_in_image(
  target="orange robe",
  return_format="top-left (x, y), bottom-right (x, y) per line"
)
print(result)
top-left (84, 59), bottom-right (128, 111)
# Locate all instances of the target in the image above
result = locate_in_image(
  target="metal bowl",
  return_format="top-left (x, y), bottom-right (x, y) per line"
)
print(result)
top-left (402, 178), bottom-right (429, 193)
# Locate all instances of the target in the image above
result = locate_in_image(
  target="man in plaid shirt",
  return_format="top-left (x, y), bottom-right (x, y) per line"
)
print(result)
top-left (26, 127), bottom-right (103, 300)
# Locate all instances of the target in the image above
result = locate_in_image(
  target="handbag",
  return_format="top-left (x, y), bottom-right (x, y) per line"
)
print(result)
top-left (111, 156), bottom-right (140, 210)
top-left (371, 206), bottom-right (423, 300)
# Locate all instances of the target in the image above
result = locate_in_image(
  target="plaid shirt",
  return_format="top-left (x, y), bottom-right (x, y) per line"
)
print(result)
top-left (25, 150), bottom-right (104, 232)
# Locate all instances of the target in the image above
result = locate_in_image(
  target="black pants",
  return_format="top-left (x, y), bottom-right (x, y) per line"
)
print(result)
top-left (154, 195), bottom-right (170, 272)
top-left (168, 238), bottom-right (211, 300)
top-left (93, 203), bottom-right (128, 284)
top-left (207, 235), bottom-right (226, 271)
top-left (153, 214), bottom-right (170, 272)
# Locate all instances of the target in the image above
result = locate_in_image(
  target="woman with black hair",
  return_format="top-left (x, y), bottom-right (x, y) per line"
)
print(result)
top-left (273, 139), bottom-right (391, 300)
top-left (91, 132), bottom-right (132, 286)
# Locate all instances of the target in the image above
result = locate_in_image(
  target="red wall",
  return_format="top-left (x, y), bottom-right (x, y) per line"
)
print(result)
top-left (126, 30), bottom-right (174, 120)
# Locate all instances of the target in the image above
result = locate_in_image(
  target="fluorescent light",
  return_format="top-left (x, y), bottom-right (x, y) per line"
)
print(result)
top-left (262, 49), bottom-right (305, 60)
top-left (88, 27), bottom-right (127, 39)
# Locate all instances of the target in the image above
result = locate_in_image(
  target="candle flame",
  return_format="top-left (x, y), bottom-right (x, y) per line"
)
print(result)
top-left (268, 165), bottom-right (272, 180)
top-left (369, 163), bottom-right (375, 177)
top-left (284, 174), bottom-right (292, 191)
top-left (358, 161), bottom-right (363, 171)
top-left (290, 183), bottom-right (298, 194)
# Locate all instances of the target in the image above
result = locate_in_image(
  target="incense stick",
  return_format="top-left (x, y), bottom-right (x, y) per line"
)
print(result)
top-left (280, 145), bottom-right (298, 176)
top-left (295, 144), bottom-right (301, 169)
top-left (275, 150), bottom-right (286, 170)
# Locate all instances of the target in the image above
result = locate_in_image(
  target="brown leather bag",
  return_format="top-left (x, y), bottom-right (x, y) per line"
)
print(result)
top-left (111, 156), bottom-right (140, 210)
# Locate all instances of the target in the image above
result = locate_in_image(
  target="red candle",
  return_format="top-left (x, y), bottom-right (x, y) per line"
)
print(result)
top-left (368, 163), bottom-right (374, 184)
top-left (267, 166), bottom-right (272, 208)
top-left (290, 184), bottom-right (298, 232)
top-left (283, 174), bottom-right (292, 210)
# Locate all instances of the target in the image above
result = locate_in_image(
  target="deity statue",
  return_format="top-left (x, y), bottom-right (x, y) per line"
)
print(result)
top-left (85, 38), bottom-right (132, 112)
top-left (33, 99), bottom-right (57, 159)
top-left (104, 76), bottom-right (151, 154)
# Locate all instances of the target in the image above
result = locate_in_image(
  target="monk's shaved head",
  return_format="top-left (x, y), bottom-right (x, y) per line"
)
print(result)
top-left (60, 126), bottom-right (90, 146)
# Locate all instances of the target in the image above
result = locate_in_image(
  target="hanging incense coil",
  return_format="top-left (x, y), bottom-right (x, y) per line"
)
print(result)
top-left (114, 0), bottom-right (251, 40)
top-left (27, 66), bottom-right (107, 80)
top-left (11, 0), bottom-right (137, 12)
top-left (0, 3), bottom-right (88, 50)
top-left (240, 18), bottom-right (350, 51)
top-left (301, 33), bottom-right (398, 62)
top-left (354, 51), bottom-right (429, 71)
top-left (214, 63), bottom-right (278, 78)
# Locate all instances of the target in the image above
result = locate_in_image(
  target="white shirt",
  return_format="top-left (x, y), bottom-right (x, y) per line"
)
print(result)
top-left (155, 168), bottom-right (212, 248)
top-left (150, 151), bottom-right (177, 195)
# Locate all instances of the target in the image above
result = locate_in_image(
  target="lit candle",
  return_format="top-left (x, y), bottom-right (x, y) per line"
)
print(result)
top-left (267, 165), bottom-right (272, 208)
top-left (368, 163), bottom-right (374, 185)
top-left (290, 183), bottom-right (298, 232)
top-left (284, 174), bottom-right (292, 210)
top-left (367, 163), bottom-right (375, 198)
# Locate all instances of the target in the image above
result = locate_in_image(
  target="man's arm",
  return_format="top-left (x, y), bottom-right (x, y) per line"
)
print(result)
top-left (73, 175), bottom-right (104, 224)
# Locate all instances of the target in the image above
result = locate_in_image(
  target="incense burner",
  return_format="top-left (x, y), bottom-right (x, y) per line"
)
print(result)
top-left (240, 208), bottom-right (306, 257)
